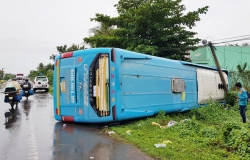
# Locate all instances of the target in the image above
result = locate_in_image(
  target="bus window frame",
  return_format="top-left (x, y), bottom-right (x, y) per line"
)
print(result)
top-left (89, 53), bottom-right (110, 117)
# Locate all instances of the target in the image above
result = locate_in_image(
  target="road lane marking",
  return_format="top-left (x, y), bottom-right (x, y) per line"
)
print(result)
top-left (28, 157), bottom-right (39, 160)
top-left (28, 152), bottom-right (38, 154)
top-left (28, 140), bottom-right (37, 142)
top-left (27, 120), bottom-right (39, 160)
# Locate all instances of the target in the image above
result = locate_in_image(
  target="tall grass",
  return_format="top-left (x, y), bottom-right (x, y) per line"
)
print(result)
top-left (110, 102), bottom-right (250, 160)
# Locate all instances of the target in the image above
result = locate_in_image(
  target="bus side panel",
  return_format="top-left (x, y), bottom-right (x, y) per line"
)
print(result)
top-left (117, 57), bottom-right (198, 120)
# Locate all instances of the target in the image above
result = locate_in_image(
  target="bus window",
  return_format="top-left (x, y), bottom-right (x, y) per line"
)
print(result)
top-left (90, 54), bottom-right (110, 117)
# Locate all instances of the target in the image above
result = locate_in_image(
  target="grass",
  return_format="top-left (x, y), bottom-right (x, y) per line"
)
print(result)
top-left (109, 103), bottom-right (250, 160)
top-left (0, 80), bottom-right (6, 83)
top-left (49, 85), bottom-right (53, 95)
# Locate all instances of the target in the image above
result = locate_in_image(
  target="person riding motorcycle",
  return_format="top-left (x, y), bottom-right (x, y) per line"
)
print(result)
top-left (21, 78), bottom-right (34, 96)
top-left (10, 78), bottom-right (22, 93)
top-left (21, 78), bottom-right (32, 89)
top-left (4, 78), bottom-right (22, 103)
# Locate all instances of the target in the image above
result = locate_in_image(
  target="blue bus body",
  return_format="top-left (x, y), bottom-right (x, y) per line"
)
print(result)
top-left (53, 48), bottom-right (229, 123)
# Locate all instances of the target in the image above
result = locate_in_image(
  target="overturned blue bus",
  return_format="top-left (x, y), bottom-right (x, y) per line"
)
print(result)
top-left (53, 48), bottom-right (229, 123)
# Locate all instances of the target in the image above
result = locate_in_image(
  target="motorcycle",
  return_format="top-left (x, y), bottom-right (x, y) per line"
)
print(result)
top-left (4, 87), bottom-right (20, 111)
top-left (3, 86), bottom-right (21, 127)
top-left (21, 84), bottom-right (34, 100)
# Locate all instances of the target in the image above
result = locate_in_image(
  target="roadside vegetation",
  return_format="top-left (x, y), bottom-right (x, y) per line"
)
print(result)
top-left (110, 101), bottom-right (250, 160)
top-left (49, 85), bottom-right (53, 95)
top-left (229, 62), bottom-right (250, 91)
top-left (28, 63), bottom-right (53, 83)
top-left (0, 79), bottom-right (6, 85)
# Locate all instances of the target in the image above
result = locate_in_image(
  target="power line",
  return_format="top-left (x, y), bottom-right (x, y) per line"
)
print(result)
top-left (213, 37), bottom-right (250, 45)
top-left (213, 34), bottom-right (250, 42)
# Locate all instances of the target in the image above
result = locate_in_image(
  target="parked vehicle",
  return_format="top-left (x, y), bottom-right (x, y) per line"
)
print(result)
top-left (53, 48), bottom-right (229, 123)
top-left (33, 76), bottom-right (49, 92)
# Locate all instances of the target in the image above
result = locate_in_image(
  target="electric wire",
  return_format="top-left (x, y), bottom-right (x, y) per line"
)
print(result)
top-left (213, 34), bottom-right (250, 42)
top-left (213, 37), bottom-right (250, 45)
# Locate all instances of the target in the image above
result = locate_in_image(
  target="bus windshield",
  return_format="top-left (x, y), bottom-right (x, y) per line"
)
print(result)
top-left (90, 54), bottom-right (110, 117)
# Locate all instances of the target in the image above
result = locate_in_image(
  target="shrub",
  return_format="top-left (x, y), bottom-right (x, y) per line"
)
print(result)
top-left (189, 103), bottom-right (225, 124)
top-left (225, 91), bottom-right (238, 107)
top-left (223, 122), bottom-right (250, 157)
top-left (200, 127), bottom-right (218, 138)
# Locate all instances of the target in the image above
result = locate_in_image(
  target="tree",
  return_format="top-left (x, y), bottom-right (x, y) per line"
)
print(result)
top-left (84, 0), bottom-right (209, 60)
top-left (28, 63), bottom-right (54, 82)
top-left (242, 42), bottom-right (249, 46)
top-left (3, 73), bottom-right (15, 80)
top-left (227, 43), bottom-right (239, 46)
top-left (89, 23), bottom-right (114, 37)
top-left (37, 63), bottom-right (44, 71)
top-left (0, 70), bottom-right (3, 80)
top-left (50, 54), bottom-right (57, 61)
top-left (229, 62), bottom-right (250, 91)
top-left (56, 44), bottom-right (85, 54)
top-left (45, 63), bottom-right (53, 71)
top-left (226, 43), bottom-right (249, 46)
top-left (28, 70), bottom-right (39, 80)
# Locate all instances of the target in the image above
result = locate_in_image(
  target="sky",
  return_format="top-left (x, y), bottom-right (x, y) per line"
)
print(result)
top-left (0, 0), bottom-right (250, 76)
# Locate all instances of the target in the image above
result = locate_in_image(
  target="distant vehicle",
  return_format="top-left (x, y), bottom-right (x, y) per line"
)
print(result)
top-left (53, 48), bottom-right (229, 123)
top-left (16, 73), bottom-right (24, 85)
top-left (16, 77), bottom-right (24, 85)
top-left (33, 76), bottom-right (49, 92)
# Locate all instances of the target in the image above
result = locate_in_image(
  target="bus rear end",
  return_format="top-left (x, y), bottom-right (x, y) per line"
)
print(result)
top-left (53, 48), bottom-right (117, 123)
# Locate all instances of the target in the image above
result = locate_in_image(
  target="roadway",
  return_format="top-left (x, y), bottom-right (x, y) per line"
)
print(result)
top-left (0, 85), bottom-right (153, 160)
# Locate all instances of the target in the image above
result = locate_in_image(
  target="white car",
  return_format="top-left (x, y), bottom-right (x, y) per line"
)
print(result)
top-left (16, 76), bottom-right (24, 85)
top-left (33, 76), bottom-right (49, 92)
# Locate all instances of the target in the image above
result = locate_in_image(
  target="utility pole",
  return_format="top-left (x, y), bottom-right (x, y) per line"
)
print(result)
top-left (206, 41), bottom-right (229, 93)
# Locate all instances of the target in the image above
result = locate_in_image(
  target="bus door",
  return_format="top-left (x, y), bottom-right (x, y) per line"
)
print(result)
top-left (59, 56), bottom-right (77, 116)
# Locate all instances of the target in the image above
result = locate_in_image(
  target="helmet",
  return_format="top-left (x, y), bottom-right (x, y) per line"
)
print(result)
top-left (25, 78), bottom-right (29, 82)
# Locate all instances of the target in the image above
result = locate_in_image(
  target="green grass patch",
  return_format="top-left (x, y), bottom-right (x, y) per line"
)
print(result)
top-left (49, 85), bottom-right (53, 95)
top-left (0, 80), bottom-right (6, 83)
top-left (110, 103), bottom-right (250, 160)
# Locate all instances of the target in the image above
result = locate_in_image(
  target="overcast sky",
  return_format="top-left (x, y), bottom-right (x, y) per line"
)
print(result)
top-left (0, 0), bottom-right (250, 76)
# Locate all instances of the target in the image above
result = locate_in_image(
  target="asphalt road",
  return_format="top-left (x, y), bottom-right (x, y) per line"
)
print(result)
top-left (0, 85), bottom-right (154, 160)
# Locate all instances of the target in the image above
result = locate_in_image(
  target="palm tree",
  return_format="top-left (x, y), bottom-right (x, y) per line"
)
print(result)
top-left (87, 23), bottom-right (115, 47)
top-left (37, 63), bottom-right (44, 70)
top-left (89, 23), bottom-right (114, 37)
